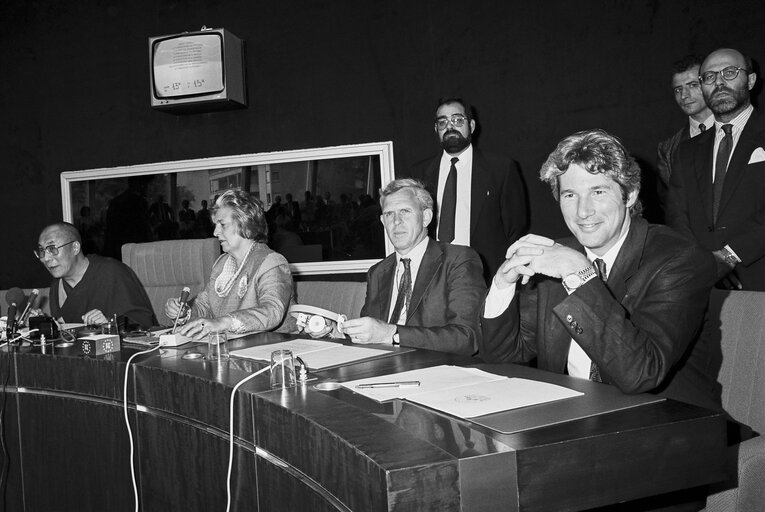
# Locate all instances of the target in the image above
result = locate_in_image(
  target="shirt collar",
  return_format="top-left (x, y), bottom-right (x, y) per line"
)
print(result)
top-left (395, 235), bottom-right (429, 265)
top-left (714, 104), bottom-right (753, 132)
top-left (689, 113), bottom-right (715, 137)
top-left (441, 143), bottom-right (473, 163)
top-left (584, 216), bottom-right (631, 276)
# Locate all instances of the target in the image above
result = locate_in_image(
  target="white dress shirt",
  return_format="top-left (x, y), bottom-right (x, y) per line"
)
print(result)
top-left (436, 145), bottom-right (473, 246)
top-left (387, 236), bottom-right (429, 323)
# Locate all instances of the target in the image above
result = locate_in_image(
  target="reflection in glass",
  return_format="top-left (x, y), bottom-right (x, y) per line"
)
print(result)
top-left (69, 155), bottom-right (385, 264)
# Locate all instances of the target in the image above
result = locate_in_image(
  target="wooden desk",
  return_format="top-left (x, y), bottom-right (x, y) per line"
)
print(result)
top-left (1, 333), bottom-right (727, 511)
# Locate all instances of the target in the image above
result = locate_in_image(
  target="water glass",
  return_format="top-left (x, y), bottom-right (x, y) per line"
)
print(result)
top-left (207, 331), bottom-right (230, 361)
top-left (270, 349), bottom-right (296, 389)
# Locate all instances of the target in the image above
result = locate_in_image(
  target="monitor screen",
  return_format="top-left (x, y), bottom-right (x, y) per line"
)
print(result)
top-left (152, 33), bottom-right (224, 98)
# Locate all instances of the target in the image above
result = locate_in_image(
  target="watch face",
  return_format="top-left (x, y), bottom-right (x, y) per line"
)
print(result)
top-left (564, 274), bottom-right (582, 289)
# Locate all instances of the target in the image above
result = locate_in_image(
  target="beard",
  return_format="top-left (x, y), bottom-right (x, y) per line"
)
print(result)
top-left (440, 129), bottom-right (471, 154)
top-left (705, 84), bottom-right (749, 116)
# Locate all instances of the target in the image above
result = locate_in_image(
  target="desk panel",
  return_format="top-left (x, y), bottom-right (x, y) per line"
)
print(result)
top-left (0, 335), bottom-right (728, 512)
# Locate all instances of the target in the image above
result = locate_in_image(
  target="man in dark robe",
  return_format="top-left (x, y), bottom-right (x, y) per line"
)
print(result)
top-left (36, 222), bottom-right (156, 329)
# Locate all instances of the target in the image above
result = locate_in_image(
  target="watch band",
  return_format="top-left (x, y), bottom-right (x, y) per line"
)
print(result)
top-left (562, 265), bottom-right (598, 293)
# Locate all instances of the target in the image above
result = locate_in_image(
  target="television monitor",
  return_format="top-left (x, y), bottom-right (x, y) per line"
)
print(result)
top-left (149, 28), bottom-right (246, 113)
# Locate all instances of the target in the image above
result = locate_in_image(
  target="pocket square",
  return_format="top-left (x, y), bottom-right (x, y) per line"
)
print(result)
top-left (748, 147), bottom-right (765, 164)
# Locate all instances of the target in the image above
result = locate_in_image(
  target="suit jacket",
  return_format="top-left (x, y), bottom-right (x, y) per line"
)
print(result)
top-left (656, 125), bottom-right (690, 210)
top-left (667, 109), bottom-right (765, 290)
top-left (409, 148), bottom-right (528, 283)
top-left (480, 217), bottom-right (721, 410)
top-left (361, 238), bottom-right (486, 355)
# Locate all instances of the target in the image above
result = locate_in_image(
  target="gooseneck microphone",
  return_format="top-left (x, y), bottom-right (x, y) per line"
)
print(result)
top-left (172, 287), bottom-right (191, 331)
top-left (19, 288), bottom-right (40, 325)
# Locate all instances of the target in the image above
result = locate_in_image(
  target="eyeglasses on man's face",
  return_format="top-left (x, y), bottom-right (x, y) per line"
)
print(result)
top-left (699, 66), bottom-right (748, 85)
top-left (435, 114), bottom-right (468, 130)
top-left (33, 240), bottom-right (75, 259)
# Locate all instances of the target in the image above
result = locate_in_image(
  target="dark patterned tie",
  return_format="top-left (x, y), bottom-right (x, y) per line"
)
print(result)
top-left (389, 258), bottom-right (412, 324)
top-left (438, 157), bottom-right (459, 243)
top-left (713, 124), bottom-right (733, 223)
top-left (589, 258), bottom-right (607, 383)
top-left (698, 123), bottom-right (706, 132)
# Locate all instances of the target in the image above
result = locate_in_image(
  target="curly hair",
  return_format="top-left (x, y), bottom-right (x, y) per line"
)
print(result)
top-left (213, 189), bottom-right (268, 242)
top-left (539, 129), bottom-right (643, 217)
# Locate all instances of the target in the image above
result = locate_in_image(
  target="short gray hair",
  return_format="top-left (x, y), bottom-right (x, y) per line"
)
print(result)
top-left (379, 178), bottom-right (433, 211)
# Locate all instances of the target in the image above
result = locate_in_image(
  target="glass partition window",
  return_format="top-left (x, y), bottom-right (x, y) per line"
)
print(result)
top-left (61, 142), bottom-right (395, 275)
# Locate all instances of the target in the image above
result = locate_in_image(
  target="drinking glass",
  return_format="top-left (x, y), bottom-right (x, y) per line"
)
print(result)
top-left (270, 349), bottom-right (296, 389)
top-left (207, 331), bottom-right (230, 361)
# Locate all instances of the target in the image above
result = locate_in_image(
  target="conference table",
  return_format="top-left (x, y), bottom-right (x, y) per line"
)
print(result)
top-left (1, 331), bottom-right (727, 511)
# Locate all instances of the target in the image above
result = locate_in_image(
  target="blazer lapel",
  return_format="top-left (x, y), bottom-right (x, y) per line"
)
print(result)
top-left (691, 129), bottom-right (716, 225)
top-left (470, 150), bottom-right (490, 236)
top-left (607, 217), bottom-right (647, 302)
top-left (406, 239), bottom-right (442, 320)
top-left (374, 255), bottom-right (397, 320)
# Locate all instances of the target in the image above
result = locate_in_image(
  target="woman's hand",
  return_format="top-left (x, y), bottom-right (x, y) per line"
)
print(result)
top-left (179, 316), bottom-right (230, 340)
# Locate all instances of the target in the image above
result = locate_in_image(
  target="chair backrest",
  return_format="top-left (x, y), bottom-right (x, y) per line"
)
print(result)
top-left (294, 280), bottom-right (367, 319)
top-left (710, 289), bottom-right (765, 435)
top-left (122, 238), bottom-right (221, 324)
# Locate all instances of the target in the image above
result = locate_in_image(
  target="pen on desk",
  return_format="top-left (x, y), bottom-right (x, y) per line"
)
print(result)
top-left (356, 381), bottom-right (421, 389)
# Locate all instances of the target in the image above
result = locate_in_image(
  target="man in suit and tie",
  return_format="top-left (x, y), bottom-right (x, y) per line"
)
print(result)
top-left (480, 129), bottom-right (719, 414)
top-left (409, 97), bottom-right (527, 284)
top-left (342, 179), bottom-right (485, 355)
top-left (667, 48), bottom-right (765, 290)
top-left (656, 55), bottom-right (714, 212)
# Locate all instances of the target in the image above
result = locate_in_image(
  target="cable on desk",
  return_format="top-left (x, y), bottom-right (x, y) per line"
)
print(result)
top-left (226, 364), bottom-right (270, 512)
top-left (122, 344), bottom-right (161, 512)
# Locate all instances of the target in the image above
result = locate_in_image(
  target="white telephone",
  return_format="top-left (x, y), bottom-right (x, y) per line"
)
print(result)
top-left (288, 304), bottom-right (347, 338)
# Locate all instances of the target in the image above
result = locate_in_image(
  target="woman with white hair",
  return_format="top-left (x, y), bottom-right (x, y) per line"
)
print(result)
top-left (164, 189), bottom-right (293, 339)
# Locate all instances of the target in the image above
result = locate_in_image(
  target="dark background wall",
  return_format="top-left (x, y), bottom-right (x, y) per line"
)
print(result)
top-left (2, 0), bottom-right (763, 288)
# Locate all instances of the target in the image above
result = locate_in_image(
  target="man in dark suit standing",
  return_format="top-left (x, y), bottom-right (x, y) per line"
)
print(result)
top-left (342, 179), bottom-right (485, 355)
top-left (667, 48), bottom-right (765, 290)
top-left (480, 129), bottom-right (719, 414)
top-left (656, 55), bottom-right (714, 212)
top-left (409, 97), bottom-right (527, 283)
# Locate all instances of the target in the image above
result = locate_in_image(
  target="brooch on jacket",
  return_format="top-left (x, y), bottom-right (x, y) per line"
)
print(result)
top-left (237, 275), bottom-right (248, 298)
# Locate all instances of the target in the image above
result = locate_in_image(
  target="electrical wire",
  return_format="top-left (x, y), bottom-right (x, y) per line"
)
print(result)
top-left (226, 365), bottom-right (270, 512)
top-left (122, 344), bottom-right (161, 512)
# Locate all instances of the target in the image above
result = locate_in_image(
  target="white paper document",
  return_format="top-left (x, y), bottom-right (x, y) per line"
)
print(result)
top-left (343, 365), bottom-right (584, 418)
top-left (230, 339), bottom-right (390, 370)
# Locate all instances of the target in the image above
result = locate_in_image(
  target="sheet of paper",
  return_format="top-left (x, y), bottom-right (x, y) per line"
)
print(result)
top-left (297, 345), bottom-right (389, 369)
top-left (342, 365), bottom-right (506, 402)
top-left (230, 339), bottom-right (389, 369)
top-left (407, 378), bottom-right (584, 418)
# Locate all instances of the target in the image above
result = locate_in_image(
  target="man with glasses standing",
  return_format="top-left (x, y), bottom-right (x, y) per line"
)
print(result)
top-left (667, 48), bottom-right (765, 290)
top-left (409, 97), bottom-right (527, 284)
top-left (36, 222), bottom-right (156, 328)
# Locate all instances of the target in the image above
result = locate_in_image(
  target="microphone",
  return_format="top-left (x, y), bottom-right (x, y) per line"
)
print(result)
top-left (5, 287), bottom-right (26, 310)
top-left (19, 288), bottom-right (40, 325)
top-left (6, 302), bottom-right (18, 341)
top-left (172, 287), bottom-right (191, 331)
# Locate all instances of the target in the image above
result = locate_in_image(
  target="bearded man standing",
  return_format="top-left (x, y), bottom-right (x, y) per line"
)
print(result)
top-left (409, 97), bottom-right (528, 283)
top-left (667, 48), bottom-right (765, 290)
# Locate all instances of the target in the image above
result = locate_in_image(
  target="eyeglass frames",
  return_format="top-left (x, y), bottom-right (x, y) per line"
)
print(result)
top-left (33, 240), bottom-right (76, 259)
top-left (699, 66), bottom-right (748, 85)
top-left (435, 114), bottom-right (468, 130)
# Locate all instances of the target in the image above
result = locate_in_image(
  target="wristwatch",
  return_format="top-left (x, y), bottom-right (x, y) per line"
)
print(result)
top-left (719, 246), bottom-right (740, 268)
top-left (562, 265), bottom-right (597, 293)
top-left (392, 327), bottom-right (400, 346)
